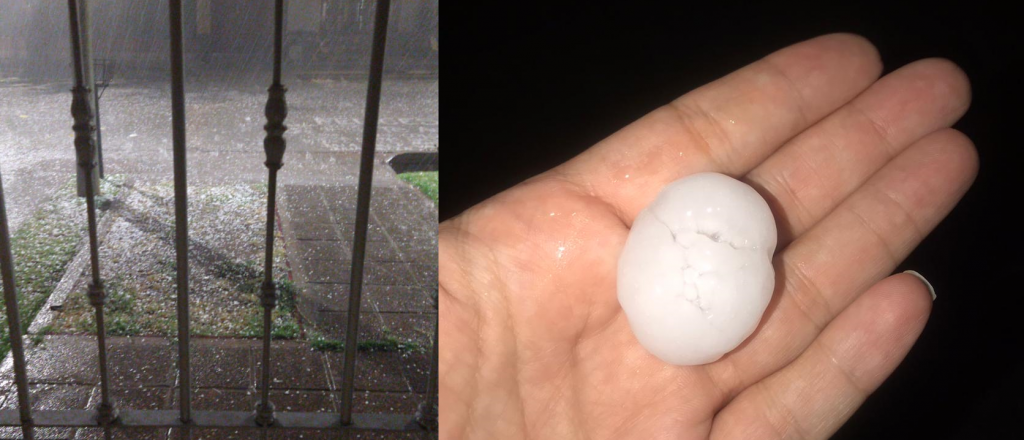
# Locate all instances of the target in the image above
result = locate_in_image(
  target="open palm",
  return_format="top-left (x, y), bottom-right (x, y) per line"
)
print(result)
top-left (439, 34), bottom-right (976, 440)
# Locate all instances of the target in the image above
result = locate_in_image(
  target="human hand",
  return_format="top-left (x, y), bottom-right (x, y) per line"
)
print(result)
top-left (439, 34), bottom-right (976, 439)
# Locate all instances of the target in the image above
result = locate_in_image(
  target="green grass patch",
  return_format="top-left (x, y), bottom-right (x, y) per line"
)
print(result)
top-left (69, 277), bottom-right (147, 337)
top-left (50, 183), bottom-right (299, 340)
top-left (397, 171), bottom-right (438, 204)
top-left (30, 324), bottom-right (54, 346)
top-left (272, 316), bottom-right (301, 339)
top-left (239, 306), bottom-right (301, 340)
top-left (277, 279), bottom-right (297, 313)
top-left (311, 337), bottom-right (346, 352)
top-left (359, 337), bottom-right (420, 352)
top-left (309, 329), bottom-right (421, 353)
top-left (237, 277), bottom-right (301, 340)
top-left (0, 176), bottom-right (125, 358)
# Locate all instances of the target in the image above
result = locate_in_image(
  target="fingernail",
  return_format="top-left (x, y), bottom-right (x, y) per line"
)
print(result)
top-left (903, 270), bottom-right (936, 301)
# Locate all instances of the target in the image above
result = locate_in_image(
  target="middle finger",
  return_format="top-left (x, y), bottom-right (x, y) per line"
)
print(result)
top-left (745, 57), bottom-right (971, 246)
top-left (705, 128), bottom-right (977, 399)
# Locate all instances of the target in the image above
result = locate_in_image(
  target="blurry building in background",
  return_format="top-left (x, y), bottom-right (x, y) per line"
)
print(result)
top-left (0, 0), bottom-right (438, 81)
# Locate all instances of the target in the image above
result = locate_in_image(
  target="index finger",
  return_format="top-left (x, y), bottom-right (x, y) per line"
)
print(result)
top-left (555, 33), bottom-right (883, 225)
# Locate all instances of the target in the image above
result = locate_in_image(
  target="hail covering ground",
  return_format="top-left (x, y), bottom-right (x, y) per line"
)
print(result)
top-left (0, 73), bottom-right (438, 424)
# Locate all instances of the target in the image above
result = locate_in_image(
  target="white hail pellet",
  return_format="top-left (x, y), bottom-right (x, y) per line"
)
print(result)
top-left (618, 172), bottom-right (777, 366)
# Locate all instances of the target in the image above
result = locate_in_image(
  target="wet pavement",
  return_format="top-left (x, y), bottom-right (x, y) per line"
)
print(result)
top-left (0, 75), bottom-right (437, 438)
top-left (0, 326), bottom-right (434, 437)
top-left (0, 337), bottom-right (427, 439)
top-left (0, 75), bottom-right (438, 228)
top-left (280, 184), bottom-right (437, 346)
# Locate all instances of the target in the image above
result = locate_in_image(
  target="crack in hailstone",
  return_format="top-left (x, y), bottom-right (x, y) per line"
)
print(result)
top-left (650, 210), bottom-right (754, 251)
top-left (648, 210), bottom-right (750, 326)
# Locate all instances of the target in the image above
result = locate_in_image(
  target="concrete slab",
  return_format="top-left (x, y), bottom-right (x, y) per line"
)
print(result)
top-left (86, 386), bottom-right (172, 411)
top-left (304, 261), bottom-right (415, 285)
top-left (252, 341), bottom-right (330, 391)
top-left (325, 351), bottom-right (411, 393)
top-left (306, 313), bottom-right (392, 342)
top-left (380, 314), bottom-right (436, 348)
top-left (266, 429), bottom-right (337, 440)
top-left (300, 285), bottom-right (434, 314)
top-left (399, 351), bottom-right (433, 395)
top-left (0, 384), bottom-right (91, 439)
top-left (9, 337), bottom-right (101, 385)
top-left (0, 384), bottom-right (93, 410)
top-left (271, 390), bottom-right (335, 413)
top-left (294, 240), bottom-right (405, 262)
top-left (186, 388), bottom-right (253, 412)
top-left (0, 336), bottom-right (176, 387)
top-left (190, 339), bottom-right (256, 390)
top-left (166, 428), bottom-right (254, 440)
top-left (76, 427), bottom-right (168, 440)
top-left (108, 337), bottom-right (177, 387)
top-left (349, 390), bottom-right (424, 414)
top-left (278, 176), bottom-right (437, 344)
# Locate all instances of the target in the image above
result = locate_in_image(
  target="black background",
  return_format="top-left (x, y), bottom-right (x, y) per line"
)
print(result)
top-left (441, 2), bottom-right (1023, 438)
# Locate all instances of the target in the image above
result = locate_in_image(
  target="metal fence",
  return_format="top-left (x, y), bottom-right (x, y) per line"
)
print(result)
top-left (0, 0), bottom-right (438, 438)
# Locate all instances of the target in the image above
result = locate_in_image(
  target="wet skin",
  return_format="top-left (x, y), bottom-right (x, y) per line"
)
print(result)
top-left (440, 34), bottom-right (977, 440)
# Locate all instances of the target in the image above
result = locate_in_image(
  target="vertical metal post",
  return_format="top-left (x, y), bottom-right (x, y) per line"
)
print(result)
top-left (255, 0), bottom-right (288, 427)
top-left (96, 96), bottom-right (104, 179)
top-left (68, 0), bottom-right (117, 426)
top-left (416, 311), bottom-right (439, 432)
top-left (75, 0), bottom-right (101, 197)
top-left (83, 0), bottom-right (103, 182)
top-left (339, 0), bottom-right (391, 426)
top-left (0, 172), bottom-right (34, 436)
top-left (95, 59), bottom-right (110, 179)
top-left (167, 0), bottom-right (192, 425)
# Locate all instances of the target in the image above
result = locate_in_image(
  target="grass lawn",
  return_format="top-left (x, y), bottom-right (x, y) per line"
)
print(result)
top-left (398, 171), bottom-right (438, 204)
top-left (13, 179), bottom-right (422, 356)
top-left (0, 176), bottom-right (125, 358)
top-left (49, 182), bottom-right (299, 340)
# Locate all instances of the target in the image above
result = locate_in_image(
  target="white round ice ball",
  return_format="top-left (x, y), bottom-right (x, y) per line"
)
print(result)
top-left (617, 172), bottom-right (777, 365)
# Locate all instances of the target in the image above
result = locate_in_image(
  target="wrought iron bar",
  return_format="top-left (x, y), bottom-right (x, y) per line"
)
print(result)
top-left (167, 0), bottom-right (192, 424)
top-left (340, 0), bottom-right (392, 426)
top-left (73, 0), bottom-right (100, 198)
top-left (95, 58), bottom-right (115, 179)
top-left (0, 169), bottom-right (34, 436)
top-left (255, 0), bottom-right (289, 427)
top-left (416, 311), bottom-right (439, 432)
top-left (272, 0), bottom-right (285, 86)
top-left (81, 0), bottom-right (102, 183)
top-left (95, 95), bottom-right (104, 179)
top-left (68, 0), bottom-right (117, 426)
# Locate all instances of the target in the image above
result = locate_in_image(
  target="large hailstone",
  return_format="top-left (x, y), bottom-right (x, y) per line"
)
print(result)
top-left (618, 172), bottom-right (777, 365)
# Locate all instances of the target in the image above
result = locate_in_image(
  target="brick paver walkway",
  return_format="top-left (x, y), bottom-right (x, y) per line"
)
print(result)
top-left (0, 178), bottom-right (437, 440)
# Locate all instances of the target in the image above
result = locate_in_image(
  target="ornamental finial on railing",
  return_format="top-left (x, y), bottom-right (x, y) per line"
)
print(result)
top-left (71, 84), bottom-right (95, 170)
top-left (260, 281), bottom-right (277, 308)
top-left (263, 83), bottom-right (288, 170)
top-left (256, 0), bottom-right (288, 428)
top-left (87, 281), bottom-right (106, 307)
